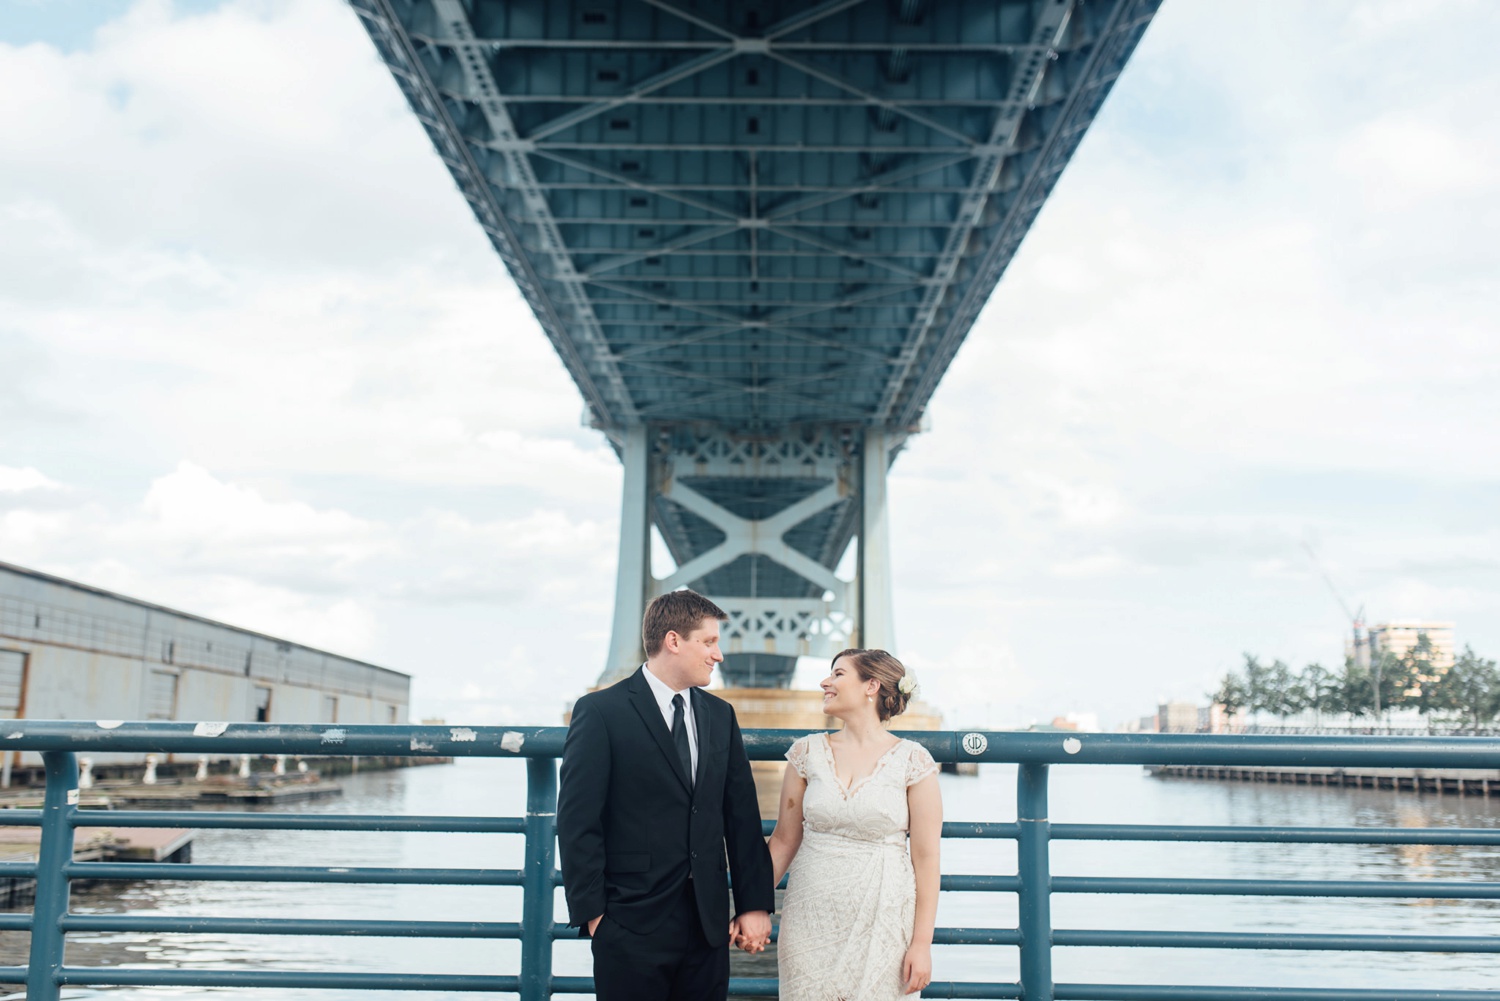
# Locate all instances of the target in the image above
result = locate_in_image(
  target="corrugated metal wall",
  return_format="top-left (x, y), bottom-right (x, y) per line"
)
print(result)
top-left (0, 562), bottom-right (412, 764)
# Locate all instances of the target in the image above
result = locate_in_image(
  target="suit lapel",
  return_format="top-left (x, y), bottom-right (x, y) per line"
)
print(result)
top-left (626, 668), bottom-right (693, 792)
top-left (691, 687), bottom-right (712, 794)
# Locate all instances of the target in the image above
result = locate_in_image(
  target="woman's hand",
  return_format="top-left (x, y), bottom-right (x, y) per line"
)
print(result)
top-left (902, 941), bottom-right (932, 994)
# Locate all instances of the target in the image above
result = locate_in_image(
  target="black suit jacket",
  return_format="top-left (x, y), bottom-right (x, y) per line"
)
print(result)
top-left (556, 667), bottom-right (774, 945)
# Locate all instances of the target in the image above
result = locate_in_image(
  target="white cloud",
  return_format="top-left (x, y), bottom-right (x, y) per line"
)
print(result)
top-left (0, 466), bottom-right (62, 494)
top-left (3, 0), bottom-right (1500, 728)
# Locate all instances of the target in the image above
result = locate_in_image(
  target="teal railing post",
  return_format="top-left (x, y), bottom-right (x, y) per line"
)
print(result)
top-left (1016, 763), bottom-right (1053, 1001)
top-left (520, 756), bottom-right (558, 1001)
top-left (28, 750), bottom-right (78, 1001)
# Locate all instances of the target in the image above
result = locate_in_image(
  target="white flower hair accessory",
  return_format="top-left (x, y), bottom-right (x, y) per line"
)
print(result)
top-left (897, 673), bottom-right (918, 697)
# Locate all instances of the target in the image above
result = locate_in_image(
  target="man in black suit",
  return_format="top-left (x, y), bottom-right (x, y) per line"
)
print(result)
top-left (558, 589), bottom-right (774, 1001)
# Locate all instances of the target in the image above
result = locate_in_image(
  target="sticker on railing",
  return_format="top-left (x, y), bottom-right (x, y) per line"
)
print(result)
top-left (96, 720), bottom-right (124, 730)
top-left (1063, 737), bottom-right (1082, 755)
top-left (501, 731), bottom-right (525, 753)
top-left (450, 727), bottom-right (478, 743)
top-left (411, 737), bottom-right (436, 752)
top-left (68, 789), bottom-right (80, 804)
top-left (961, 732), bottom-right (988, 756)
top-left (321, 728), bottom-right (347, 745)
top-left (193, 722), bottom-right (230, 737)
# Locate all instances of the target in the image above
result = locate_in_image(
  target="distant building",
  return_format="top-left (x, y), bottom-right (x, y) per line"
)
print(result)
top-left (1364, 621), bottom-right (1455, 673)
top-left (1156, 701), bottom-right (1200, 734)
top-left (1068, 708), bottom-right (1104, 732)
top-left (0, 560), bottom-right (410, 766)
top-left (1200, 703), bottom-right (1243, 734)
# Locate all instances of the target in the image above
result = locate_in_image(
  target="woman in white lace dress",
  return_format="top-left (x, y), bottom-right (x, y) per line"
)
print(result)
top-left (761, 649), bottom-right (942, 1000)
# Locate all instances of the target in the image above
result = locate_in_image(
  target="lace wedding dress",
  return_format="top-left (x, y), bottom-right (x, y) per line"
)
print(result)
top-left (777, 733), bottom-right (938, 1001)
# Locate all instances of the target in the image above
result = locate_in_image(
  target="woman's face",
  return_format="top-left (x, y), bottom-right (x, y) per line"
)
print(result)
top-left (819, 657), bottom-right (875, 719)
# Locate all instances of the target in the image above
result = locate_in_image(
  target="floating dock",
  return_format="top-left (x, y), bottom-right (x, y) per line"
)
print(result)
top-left (1148, 764), bottom-right (1500, 796)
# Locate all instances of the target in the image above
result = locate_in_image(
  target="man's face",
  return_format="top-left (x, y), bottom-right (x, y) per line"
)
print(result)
top-left (674, 617), bottom-right (723, 688)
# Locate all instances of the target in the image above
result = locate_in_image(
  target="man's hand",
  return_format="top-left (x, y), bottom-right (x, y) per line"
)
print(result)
top-left (587, 915), bottom-right (603, 937)
top-left (729, 910), bottom-right (771, 953)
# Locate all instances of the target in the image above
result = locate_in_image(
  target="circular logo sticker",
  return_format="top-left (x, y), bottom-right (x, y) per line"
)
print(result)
top-left (961, 732), bottom-right (988, 756)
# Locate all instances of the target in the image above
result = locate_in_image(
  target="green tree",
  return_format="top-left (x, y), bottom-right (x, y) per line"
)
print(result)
top-left (1263, 659), bottom-right (1300, 718)
top-left (1373, 649), bottom-right (1417, 715)
top-left (1242, 654), bottom-right (1272, 718)
top-left (1209, 671), bottom-right (1248, 716)
top-left (1336, 656), bottom-right (1374, 718)
top-left (1300, 663), bottom-right (1339, 724)
top-left (1423, 647), bottom-right (1500, 731)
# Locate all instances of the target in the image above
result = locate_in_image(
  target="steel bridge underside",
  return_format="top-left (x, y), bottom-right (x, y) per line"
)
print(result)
top-left (351, 0), bottom-right (1159, 682)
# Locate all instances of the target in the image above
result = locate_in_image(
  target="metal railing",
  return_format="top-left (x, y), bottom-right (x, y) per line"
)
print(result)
top-left (0, 722), bottom-right (1498, 999)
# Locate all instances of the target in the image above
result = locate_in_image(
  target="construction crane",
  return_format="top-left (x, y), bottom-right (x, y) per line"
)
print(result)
top-left (1301, 542), bottom-right (1381, 714)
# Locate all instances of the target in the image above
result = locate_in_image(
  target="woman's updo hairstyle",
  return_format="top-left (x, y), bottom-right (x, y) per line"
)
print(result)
top-left (832, 648), bottom-right (911, 722)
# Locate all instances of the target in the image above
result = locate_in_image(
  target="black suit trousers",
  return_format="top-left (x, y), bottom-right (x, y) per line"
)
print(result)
top-left (590, 878), bottom-right (728, 1001)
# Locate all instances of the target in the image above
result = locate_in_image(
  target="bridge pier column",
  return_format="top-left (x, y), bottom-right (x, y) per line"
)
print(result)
top-left (857, 429), bottom-right (896, 651)
top-left (598, 427), bottom-right (906, 688)
top-left (602, 427), bottom-right (652, 683)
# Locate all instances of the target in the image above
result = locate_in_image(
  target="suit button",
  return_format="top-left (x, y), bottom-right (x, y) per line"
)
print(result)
top-left (691, 852), bottom-right (697, 859)
top-left (691, 807), bottom-right (698, 814)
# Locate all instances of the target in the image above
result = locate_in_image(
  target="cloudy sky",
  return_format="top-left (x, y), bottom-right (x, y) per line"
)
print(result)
top-left (1, 0), bottom-right (1496, 728)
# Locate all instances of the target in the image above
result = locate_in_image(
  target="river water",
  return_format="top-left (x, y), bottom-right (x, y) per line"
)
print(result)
top-left (3, 756), bottom-right (1497, 998)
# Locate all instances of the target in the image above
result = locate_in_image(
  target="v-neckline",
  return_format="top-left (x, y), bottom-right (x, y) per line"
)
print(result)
top-left (821, 732), bottom-right (902, 798)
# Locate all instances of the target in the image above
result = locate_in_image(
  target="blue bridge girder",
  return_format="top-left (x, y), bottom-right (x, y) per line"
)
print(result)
top-left (349, 0), bottom-right (1161, 683)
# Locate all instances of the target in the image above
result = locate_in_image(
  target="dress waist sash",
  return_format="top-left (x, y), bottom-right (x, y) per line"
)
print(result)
top-left (801, 825), bottom-right (907, 848)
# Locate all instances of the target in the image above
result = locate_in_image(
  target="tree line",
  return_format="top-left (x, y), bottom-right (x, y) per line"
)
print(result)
top-left (1209, 635), bottom-right (1500, 731)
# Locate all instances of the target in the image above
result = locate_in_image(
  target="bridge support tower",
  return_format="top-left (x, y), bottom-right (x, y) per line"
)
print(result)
top-left (601, 426), bottom-right (899, 688)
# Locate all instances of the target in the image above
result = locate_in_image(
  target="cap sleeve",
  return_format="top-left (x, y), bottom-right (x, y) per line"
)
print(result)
top-left (785, 735), bottom-right (812, 779)
top-left (905, 742), bottom-right (938, 787)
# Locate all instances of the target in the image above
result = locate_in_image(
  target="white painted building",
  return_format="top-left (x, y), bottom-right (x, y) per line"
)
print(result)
top-left (1366, 621), bottom-right (1456, 673)
top-left (0, 560), bottom-right (409, 765)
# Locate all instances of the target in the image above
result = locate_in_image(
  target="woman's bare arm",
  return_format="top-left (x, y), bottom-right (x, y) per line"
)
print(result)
top-left (902, 773), bottom-right (943, 991)
top-left (766, 762), bottom-right (807, 888)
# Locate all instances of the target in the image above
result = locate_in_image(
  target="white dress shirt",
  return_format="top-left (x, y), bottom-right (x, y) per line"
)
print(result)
top-left (642, 664), bottom-right (699, 778)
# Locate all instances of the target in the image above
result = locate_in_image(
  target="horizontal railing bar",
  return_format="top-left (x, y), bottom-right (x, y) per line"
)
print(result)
top-left (0, 915), bottom-right (30, 931)
top-left (551, 976), bottom-right (1027, 997)
top-left (0, 863), bottom-right (37, 878)
top-left (575, 979), bottom-right (1017, 1000)
top-left (71, 810), bottom-right (526, 834)
top-left (6, 721), bottom-right (1500, 769)
top-left (1053, 985), bottom-right (1500, 1001)
top-left (942, 875), bottom-right (1021, 892)
top-left (1053, 876), bottom-right (1500, 898)
top-left (1052, 824), bottom-right (1500, 845)
top-left (65, 862), bottom-right (524, 885)
top-left (0, 967), bottom-right (25, 980)
top-left (934, 927), bottom-right (1022, 946)
top-left (1055, 929), bottom-right (1500, 951)
top-left (0, 811), bottom-right (41, 827)
top-left (761, 819), bottom-right (1021, 839)
top-left (57, 969), bottom-right (521, 990)
top-left (552, 924), bottom-right (1021, 948)
top-left (60, 915), bottom-right (523, 938)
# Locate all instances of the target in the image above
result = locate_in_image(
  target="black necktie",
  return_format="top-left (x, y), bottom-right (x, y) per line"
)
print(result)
top-left (671, 693), bottom-right (693, 786)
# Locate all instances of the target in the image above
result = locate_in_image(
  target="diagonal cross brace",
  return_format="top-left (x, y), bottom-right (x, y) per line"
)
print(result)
top-left (657, 481), bottom-right (847, 595)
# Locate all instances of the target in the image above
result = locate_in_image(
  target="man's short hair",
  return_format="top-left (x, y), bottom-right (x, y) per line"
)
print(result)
top-left (643, 589), bottom-right (728, 657)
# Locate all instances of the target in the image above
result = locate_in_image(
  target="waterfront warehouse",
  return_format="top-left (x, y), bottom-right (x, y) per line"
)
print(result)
top-left (0, 560), bottom-right (409, 767)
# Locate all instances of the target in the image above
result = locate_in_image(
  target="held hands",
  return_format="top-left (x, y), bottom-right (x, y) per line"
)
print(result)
top-left (902, 942), bottom-right (932, 995)
top-left (728, 910), bottom-right (771, 954)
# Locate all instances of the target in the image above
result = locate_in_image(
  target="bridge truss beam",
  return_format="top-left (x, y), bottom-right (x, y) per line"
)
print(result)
top-left (349, 0), bottom-right (1161, 685)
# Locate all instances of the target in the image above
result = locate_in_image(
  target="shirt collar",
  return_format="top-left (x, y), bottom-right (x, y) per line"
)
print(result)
top-left (643, 663), bottom-right (692, 712)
